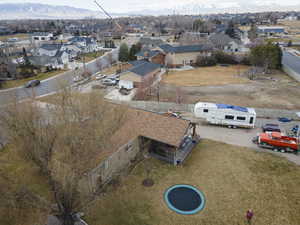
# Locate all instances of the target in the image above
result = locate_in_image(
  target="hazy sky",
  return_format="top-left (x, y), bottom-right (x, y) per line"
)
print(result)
top-left (0, 0), bottom-right (300, 12)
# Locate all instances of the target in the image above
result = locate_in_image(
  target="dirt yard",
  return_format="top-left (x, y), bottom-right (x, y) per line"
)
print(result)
top-left (162, 65), bottom-right (250, 86)
top-left (85, 140), bottom-right (300, 225)
top-left (148, 69), bottom-right (300, 110)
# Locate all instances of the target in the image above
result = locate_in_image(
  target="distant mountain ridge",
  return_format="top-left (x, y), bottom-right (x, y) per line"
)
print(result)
top-left (0, 3), bottom-right (102, 19)
top-left (0, 2), bottom-right (300, 19)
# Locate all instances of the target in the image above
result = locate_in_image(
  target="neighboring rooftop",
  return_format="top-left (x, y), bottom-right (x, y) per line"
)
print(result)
top-left (128, 61), bottom-right (161, 76)
top-left (159, 44), bottom-right (212, 53)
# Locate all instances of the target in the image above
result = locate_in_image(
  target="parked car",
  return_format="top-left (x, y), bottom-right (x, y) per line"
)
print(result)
top-left (262, 124), bottom-right (281, 133)
top-left (25, 80), bottom-right (40, 88)
top-left (73, 76), bottom-right (83, 82)
top-left (102, 78), bottom-right (117, 86)
top-left (95, 74), bottom-right (106, 80)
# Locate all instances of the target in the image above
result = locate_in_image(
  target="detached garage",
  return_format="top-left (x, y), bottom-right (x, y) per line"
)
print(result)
top-left (119, 60), bottom-right (161, 88)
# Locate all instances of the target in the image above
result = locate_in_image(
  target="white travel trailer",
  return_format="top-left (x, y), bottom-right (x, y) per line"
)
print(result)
top-left (194, 102), bottom-right (256, 128)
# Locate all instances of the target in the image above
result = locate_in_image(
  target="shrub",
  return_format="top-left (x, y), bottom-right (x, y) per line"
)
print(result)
top-left (214, 51), bottom-right (237, 64)
top-left (196, 55), bottom-right (217, 67)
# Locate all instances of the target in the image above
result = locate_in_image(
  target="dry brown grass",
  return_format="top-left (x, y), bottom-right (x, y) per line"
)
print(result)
top-left (0, 33), bottom-right (29, 41)
top-left (162, 66), bottom-right (250, 86)
top-left (85, 140), bottom-right (300, 225)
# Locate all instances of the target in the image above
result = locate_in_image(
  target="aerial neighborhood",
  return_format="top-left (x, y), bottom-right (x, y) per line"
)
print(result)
top-left (0, 3), bottom-right (300, 225)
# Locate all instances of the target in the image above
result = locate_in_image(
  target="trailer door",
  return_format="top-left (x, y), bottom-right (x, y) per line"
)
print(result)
top-left (250, 117), bottom-right (254, 124)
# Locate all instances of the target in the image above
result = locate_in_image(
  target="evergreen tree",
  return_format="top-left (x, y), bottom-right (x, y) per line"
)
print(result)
top-left (225, 21), bottom-right (237, 39)
top-left (248, 23), bottom-right (258, 41)
top-left (118, 43), bottom-right (129, 62)
top-left (250, 42), bottom-right (282, 72)
top-left (128, 44), bottom-right (142, 61)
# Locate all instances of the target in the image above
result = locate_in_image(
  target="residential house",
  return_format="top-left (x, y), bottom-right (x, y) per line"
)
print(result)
top-left (119, 60), bottom-right (161, 89)
top-left (139, 37), bottom-right (165, 49)
top-left (0, 26), bottom-right (12, 35)
top-left (257, 26), bottom-right (285, 36)
top-left (80, 107), bottom-right (198, 195)
top-left (35, 44), bottom-right (66, 57)
top-left (135, 49), bottom-right (165, 65)
top-left (69, 36), bottom-right (98, 53)
top-left (0, 51), bottom-right (16, 79)
top-left (28, 50), bottom-right (69, 70)
top-left (209, 33), bottom-right (249, 53)
top-left (31, 32), bottom-right (53, 42)
top-left (64, 44), bottom-right (82, 59)
top-left (156, 44), bottom-right (213, 67)
top-left (178, 32), bottom-right (210, 45)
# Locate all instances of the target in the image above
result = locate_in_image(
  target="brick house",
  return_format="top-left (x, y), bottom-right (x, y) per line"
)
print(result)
top-left (118, 60), bottom-right (161, 89)
top-left (80, 108), bottom-right (198, 195)
top-left (136, 50), bottom-right (165, 65)
top-left (156, 44), bottom-right (213, 67)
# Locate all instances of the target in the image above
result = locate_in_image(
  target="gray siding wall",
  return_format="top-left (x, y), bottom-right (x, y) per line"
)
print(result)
top-left (79, 138), bottom-right (140, 195)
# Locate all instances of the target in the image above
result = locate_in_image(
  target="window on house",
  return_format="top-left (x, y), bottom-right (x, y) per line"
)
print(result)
top-left (237, 116), bottom-right (246, 121)
top-left (203, 109), bottom-right (209, 113)
top-left (225, 115), bottom-right (234, 120)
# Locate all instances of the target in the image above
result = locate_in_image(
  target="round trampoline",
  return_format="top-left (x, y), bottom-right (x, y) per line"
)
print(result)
top-left (164, 184), bottom-right (205, 215)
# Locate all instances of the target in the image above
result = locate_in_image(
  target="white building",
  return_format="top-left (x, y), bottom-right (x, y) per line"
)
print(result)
top-left (31, 32), bottom-right (53, 42)
top-left (194, 102), bottom-right (256, 128)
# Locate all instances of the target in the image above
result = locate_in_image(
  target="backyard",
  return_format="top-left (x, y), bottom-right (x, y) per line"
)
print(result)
top-left (150, 67), bottom-right (300, 110)
top-left (162, 65), bottom-right (250, 86)
top-left (85, 139), bottom-right (300, 225)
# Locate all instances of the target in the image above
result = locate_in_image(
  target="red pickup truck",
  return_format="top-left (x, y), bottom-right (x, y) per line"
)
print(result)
top-left (253, 132), bottom-right (299, 153)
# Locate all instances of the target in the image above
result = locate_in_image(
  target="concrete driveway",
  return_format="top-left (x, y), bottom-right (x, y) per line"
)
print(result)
top-left (195, 117), bottom-right (300, 165)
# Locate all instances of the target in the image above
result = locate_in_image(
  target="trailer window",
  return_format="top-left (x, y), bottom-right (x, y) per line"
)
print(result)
top-left (237, 116), bottom-right (246, 121)
top-left (203, 109), bottom-right (208, 113)
top-left (225, 115), bottom-right (234, 120)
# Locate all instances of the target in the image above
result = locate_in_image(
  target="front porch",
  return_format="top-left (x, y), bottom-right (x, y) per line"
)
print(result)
top-left (140, 135), bottom-right (199, 165)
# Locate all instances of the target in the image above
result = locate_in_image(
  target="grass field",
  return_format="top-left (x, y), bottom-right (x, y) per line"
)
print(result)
top-left (0, 33), bottom-right (29, 41)
top-left (1, 70), bottom-right (67, 89)
top-left (162, 65), bottom-right (250, 86)
top-left (85, 140), bottom-right (300, 225)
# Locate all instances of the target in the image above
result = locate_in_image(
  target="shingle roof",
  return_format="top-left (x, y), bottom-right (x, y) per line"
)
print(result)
top-left (209, 33), bottom-right (241, 47)
top-left (135, 50), bottom-right (161, 58)
top-left (28, 55), bottom-right (57, 66)
top-left (40, 44), bottom-right (62, 51)
top-left (128, 61), bottom-right (161, 76)
top-left (159, 44), bottom-right (212, 53)
top-left (128, 60), bottom-right (147, 66)
top-left (111, 107), bottom-right (190, 152)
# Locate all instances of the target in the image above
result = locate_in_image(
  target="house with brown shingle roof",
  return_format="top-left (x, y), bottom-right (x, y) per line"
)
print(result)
top-left (80, 107), bottom-right (198, 195)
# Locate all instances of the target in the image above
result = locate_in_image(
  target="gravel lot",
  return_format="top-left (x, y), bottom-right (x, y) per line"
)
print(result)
top-left (192, 116), bottom-right (300, 165)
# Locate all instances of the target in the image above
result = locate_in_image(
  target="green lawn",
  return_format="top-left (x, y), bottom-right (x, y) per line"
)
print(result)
top-left (1, 70), bottom-right (67, 89)
top-left (85, 140), bottom-right (300, 225)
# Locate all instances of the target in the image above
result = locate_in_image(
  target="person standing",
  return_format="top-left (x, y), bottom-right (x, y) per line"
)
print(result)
top-left (246, 209), bottom-right (254, 224)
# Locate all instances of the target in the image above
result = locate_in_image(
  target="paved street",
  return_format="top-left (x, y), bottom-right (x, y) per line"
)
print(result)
top-left (0, 48), bottom-right (119, 106)
top-left (282, 50), bottom-right (300, 74)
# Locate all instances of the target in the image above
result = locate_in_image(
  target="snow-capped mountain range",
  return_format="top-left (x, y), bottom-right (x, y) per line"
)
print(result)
top-left (0, 2), bottom-right (300, 19)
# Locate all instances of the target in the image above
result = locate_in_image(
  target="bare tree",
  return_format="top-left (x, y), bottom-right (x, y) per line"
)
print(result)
top-left (1, 90), bottom-right (126, 225)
